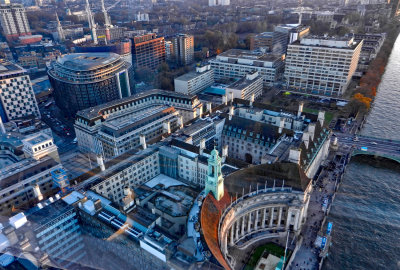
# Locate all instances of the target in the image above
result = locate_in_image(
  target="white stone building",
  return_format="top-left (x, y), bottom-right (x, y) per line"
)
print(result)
top-left (174, 65), bottom-right (214, 95)
top-left (285, 36), bottom-right (363, 96)
top-left (225, 72), bottom-right (263, 100)
top-left (209, 49), bottom-right (284, 86)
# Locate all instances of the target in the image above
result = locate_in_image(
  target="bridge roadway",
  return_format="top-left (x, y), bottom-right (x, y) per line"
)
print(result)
top-left (334, 133), bottom-right (400, 162)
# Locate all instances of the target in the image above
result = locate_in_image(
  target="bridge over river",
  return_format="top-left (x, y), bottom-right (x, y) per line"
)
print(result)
top-left (334, 133), bottom-right (400, 163)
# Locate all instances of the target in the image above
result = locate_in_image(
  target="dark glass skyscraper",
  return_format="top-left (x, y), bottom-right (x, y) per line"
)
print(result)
top-left (48, 52), bottom-right (134, 117)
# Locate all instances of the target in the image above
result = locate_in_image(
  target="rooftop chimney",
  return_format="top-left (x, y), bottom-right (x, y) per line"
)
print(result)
top-left (279, 118), bottom-right (285, 134)
top-left (207, 102), bottom-right (212, 112)
top-left (250, 94), bottom-right (255, 107)
top-left (96, 154), bottom-right (105, 171)
top-left (302, 132), bottom-right (310, 149)
top-left (163, 121), bottom-right (171, 134)
top-left (223, 95), bottom-right (228, 105)
top-left (308, 123), bottom-right (316, 141)
top-left (229, 106), bottom-right (234, 121)
top-left (199, 138), bottom-right (206, 155)
top-left (178, 115), bottom-right (184, 129)
top-left (298, 102), bottom-right (304, 117)
top-left (140, 134), bottom-right (147, 150)
top-left (222, 145), bottom-right (228, 163)
top-left (318, 111), bottom-right (325, 126)
top-left (289, 148), bottom-right (301, 164)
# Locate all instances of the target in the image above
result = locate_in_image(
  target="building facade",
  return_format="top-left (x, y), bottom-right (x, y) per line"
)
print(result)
top-left (131, 33), bottom-right (166, 70)
top-left (285, 36), bottom-right (363, 96)
top-left (174, 65), bottom-right (214, 95)
top-left (74, 89), bottom-right (203, 155)
top-left (354, 33), bottom-right (386, 73)
top-left (0, 60), bottom-right (40, 123)
top-left (0, 4), bottom-right (31, 42)
top-left (225, 72), bottom-right (263, 100)
top-left (209, 49), bottom-right (284, 86)
top-left (48, 52), bottom-right (134, 117)
top-left (172, 34), bottom-right (194, 66)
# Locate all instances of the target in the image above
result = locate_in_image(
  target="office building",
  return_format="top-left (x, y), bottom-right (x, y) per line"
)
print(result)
top-left (222, 111), bottom-right (294, 164)
top-left (174, 64), bottom-right (214, 95)
top-left (165, 41), bottom-right (174, 60)
top-left (354, 33), bottom-right (386, 73)
top-left (273, 24), bottom-right (310, 55)
top-left (0, 155), bottom-right (63, 217)
top-left (250, 32), bottom-right (274, 51)
top-left (2, 198), bottom-right (86, 269)
top-left (74, 89), bottom-right (203, 155)
top-left (74, 39), bottom-right (133, 64)
top-left (48, 52), bottom-right (134, 117)
top-left (131, 33), bottom-right (166, 70)
top-left (225, 72), bottom-right (263, 100)
top-left (173, 34), bottom-right (194, 66)
top-left (285, 36), bottom-right (363, 96)
top-left (0, 4), bottom-right (31, 42)
top-left (0, 60), bottom-right (40, 123)
top-left (97, 106), bottom-right (181, 159)
top-left (209, 49), bottom-right (284, 86)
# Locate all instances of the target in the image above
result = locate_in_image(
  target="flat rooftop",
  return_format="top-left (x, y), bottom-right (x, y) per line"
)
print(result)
top-left (24, 133), bottom-right (51, 146)
top-left (217, 49), bottom-right (281, 62)
top-left (175, 69), bottom-right (211, 82)
top-left (77, 89), bottom-right (198, 120)
top-left (226, 75), bottom-right (261, 90)
top-left (0, 60), bottom-right (25, 77)
top-left (56, 52), bottom-right (121, 71)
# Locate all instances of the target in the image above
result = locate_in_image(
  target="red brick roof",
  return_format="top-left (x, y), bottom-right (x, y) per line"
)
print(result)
top-left (200, 189), bottom-right (232, 270)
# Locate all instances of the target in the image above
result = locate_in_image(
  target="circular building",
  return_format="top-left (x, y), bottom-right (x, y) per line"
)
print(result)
top-left (48, 52), bottom-right (134, 117)
top-left (200, 152), bottom-right (312, 270)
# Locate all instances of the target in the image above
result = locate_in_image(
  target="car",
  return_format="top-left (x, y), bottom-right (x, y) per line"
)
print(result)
top-left (371, 142), bottom-right (378, 145)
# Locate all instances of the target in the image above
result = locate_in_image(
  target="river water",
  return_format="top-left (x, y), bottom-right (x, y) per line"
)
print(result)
top-left (323, 35), bottom-right (400, 270)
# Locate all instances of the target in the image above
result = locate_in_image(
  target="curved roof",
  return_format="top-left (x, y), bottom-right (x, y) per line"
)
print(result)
top-left (56, 53), bottom-right (121, 71)
top-left (200, 189), bottom-right (232, 270)
top-left (200, 163), bottom-right (310, 269)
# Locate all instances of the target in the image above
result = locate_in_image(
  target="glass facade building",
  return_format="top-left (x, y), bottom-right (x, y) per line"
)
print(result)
top-left (48, 52), bottom-right (134, 117)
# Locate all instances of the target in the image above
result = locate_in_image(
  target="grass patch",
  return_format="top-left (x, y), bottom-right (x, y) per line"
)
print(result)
top-left (244, 243), bottom-right (286, 270)
top-left (303, 108), bottom-right (334, 125)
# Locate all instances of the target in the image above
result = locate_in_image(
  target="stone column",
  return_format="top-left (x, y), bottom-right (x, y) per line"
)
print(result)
top-left (230, 223), bottom-right (234, 246)
top-left (269, 207), bottom-right (275, 227)
top-left (262, 208), bottom-right (267, 228)
top-left (294, 210), bottom-right (300, 231)
top-left (277, 207), bottom-right (283, 228)
top-left (235, 220), bottom-right (240, 240)
top-left (255, 210), bottom-right (259, 230)
top-left (247, 211), bottom-right (252, 233)
top-left (241, 215), bottom-right (245, 236)
top-left (286, 209), bottom-right (292, 230)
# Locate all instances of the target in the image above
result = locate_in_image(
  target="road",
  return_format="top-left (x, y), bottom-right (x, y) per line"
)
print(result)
top-left (334, 133), bottom-right (400, 157)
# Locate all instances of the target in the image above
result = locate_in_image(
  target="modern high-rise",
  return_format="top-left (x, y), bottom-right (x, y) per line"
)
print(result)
top-left (285, 36), bottom-right (363, 97)
top-left (131, 33), bottom-right (166, 70)
top-left (48, 52), bottom-right (134, 117)
top-left (0, 4), bottom-right (31, 42)
top-left (173, 34), bottom-right (194, 66)
top-left (209, 49), bottom-right (284, 86)
top-left (0, 60), bottom-right (40, 123)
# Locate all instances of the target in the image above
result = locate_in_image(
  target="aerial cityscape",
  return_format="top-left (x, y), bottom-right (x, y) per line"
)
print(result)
top-left (0, 0), bottom-right (399, 269)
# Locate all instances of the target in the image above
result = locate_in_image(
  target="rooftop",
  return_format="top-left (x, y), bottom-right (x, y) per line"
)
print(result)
top-left (226, 74), bottom-right (262, 90)
top-left (0, 60), bottom-right (25, 77)
top-left (76, 89), bottom-right (198, 120)
top-left (55, 53), bottom-right (121, 71)
top-left (175, 69), bottom-right (212, 82)
top-left (217, 49), bottom-right (282, 62)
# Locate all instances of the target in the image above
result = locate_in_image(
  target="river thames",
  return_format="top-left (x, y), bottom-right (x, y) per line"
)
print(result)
top-left (323, 34), bottom-right (400, 270)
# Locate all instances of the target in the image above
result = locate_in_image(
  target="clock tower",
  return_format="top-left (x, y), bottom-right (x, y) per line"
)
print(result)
top-left (205, 148), bottom-right (224, 201)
